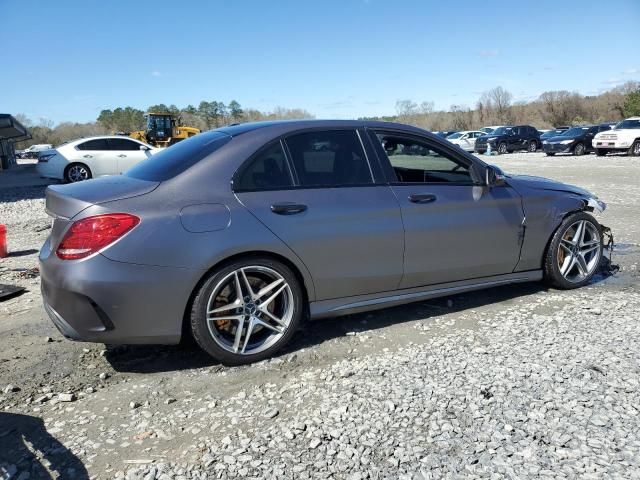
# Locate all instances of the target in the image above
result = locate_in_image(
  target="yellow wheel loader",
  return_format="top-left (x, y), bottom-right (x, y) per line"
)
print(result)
top-left (129, 113), bottom-right (200, 148)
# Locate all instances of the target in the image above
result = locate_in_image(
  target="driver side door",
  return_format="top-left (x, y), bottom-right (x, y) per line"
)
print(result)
top-left (370, 130), bottom-right (524, 288)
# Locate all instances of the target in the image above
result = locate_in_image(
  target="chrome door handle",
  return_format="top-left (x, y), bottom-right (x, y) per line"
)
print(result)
top-left (409, 193), bottom-right (437, 204)
top-left (271, 203), bottom-right (307, 215)
top-left (117, 154), bottom-right (127, 158)
top-left (83, 154), bottom-right (92, 158)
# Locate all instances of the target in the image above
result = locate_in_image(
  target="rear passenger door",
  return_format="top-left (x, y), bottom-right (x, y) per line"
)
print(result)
top-left (75, 139), bottom-right (111, 176)
top-left (107, 138), bottom-right (149, 173)
top-left (234, 129), bottom-right (404, 300)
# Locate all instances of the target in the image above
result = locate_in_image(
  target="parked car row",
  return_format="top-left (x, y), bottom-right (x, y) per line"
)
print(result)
top-left (439, 117), bottom-right (640, 157)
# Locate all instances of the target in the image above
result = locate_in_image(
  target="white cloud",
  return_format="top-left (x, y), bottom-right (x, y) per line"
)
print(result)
top-left (477, 49), bottom-right (499, 57)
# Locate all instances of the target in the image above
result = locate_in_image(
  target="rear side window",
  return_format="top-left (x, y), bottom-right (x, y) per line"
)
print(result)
top-left (235, 142), bottom-right (293, 191)
top-left (285, 130), bottom-right (372, 187)
top-left (125, 131), bottom-right (231, 181)
top-left (109, 138), bottom-right (143, 151)
top-left (77, 139), bottom-right (109, 150)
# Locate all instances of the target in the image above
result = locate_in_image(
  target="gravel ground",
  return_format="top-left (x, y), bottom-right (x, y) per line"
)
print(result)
top-left (1, 152), bottom-right (639, 479)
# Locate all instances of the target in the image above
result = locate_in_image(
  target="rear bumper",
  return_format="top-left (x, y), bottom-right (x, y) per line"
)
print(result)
top-left (39, 238), bottom-right (203, 344)
top-left (35, 161), bottom-right (64, 180)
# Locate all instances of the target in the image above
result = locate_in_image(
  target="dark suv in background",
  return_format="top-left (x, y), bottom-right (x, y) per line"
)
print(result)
top-left (475, 125), bottom-right (541, 154)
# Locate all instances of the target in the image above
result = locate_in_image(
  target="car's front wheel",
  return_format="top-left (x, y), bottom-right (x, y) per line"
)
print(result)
top-left (190, 257), bottom-right (304, 365)
top-left (497, 142), bottom-right (508, 155)
top-left (543, 212), bottom-right (603, 289)
top-left (629, 140), bottom-right (640, 157)
top-left (64, 163), bottom-right (92, 183)
top-left (573, 142), bottom-right (585, 156)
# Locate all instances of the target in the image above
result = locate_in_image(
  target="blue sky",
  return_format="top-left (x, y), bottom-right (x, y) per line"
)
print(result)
top-left (2, 0), bottom-right (639, 124)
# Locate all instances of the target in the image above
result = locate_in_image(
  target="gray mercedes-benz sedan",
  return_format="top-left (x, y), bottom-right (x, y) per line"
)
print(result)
top-left (40, 120), bottom-right (607, 365)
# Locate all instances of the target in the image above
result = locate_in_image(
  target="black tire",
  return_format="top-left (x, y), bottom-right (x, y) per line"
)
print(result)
top-left (595, 148), bottom-right (608, 157)
top-left (543, 211), bottom-right (603, 290)
top-left (545, 152), bottom-right (556, 156)
top-left (528, 140), bottom-right (538, 152)
top-left (498, 142), bottom-right (508, 155)
top-left (628, 140), bottom-right (640, 157)
top-left (190, 257), bottom-right (304, 366)
top-left (573, 142), bottom-right (585, 156)
top-left (64, 163), bottom-right (92, 183)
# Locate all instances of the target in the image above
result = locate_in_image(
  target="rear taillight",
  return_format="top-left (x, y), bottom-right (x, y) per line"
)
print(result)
top-left (56, 213), bottom-right (140, 260)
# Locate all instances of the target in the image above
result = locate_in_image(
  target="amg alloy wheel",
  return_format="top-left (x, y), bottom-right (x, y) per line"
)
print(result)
top-left (65, 163), bottom-right (92, 183)
top-left (190, 258), bottom-right (303, 365)
top-left (544, 212), bottom-right (602, 289)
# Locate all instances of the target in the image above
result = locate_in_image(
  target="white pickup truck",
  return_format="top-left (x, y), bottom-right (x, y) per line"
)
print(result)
top-left (592, 117), bottom-right (640, 156)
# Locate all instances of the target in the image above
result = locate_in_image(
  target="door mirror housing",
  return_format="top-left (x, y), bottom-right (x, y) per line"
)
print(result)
top-left (485, 165), bottom-right (506, 187)
top-left (140, 145), bottom-right (151, 151)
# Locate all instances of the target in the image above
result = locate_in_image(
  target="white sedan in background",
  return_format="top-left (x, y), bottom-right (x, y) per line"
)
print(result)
top-left (36, 136), bottom-right (158, 182)
top-left (445, 131), bottom-right (486, 152)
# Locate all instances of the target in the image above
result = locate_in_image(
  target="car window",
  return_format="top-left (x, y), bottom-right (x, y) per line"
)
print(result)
top-left (235, 142), bottom-right (293, 191)
top-left (285, 130), bottom-right (373, 187)
top-left (375, 133), bottom-right (474, 184)
top-left (125, 131), bottom-right (231, 182)
top-left (77, 139), bottom-right (109, 151)
top-left (108, 138), bottom-right (143, 151)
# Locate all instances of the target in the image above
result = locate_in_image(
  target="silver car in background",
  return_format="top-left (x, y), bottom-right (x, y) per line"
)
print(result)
top-left (40, 120), bottom-right (607, 365)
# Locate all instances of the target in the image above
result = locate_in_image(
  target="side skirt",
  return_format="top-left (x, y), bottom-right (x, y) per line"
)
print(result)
top-left (309, 270), bottom-right (542, 319)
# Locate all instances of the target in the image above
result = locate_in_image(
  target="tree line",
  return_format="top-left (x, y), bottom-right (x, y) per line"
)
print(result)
top-left (377, 81), bottom-right (640, 132)
top-left (15, 101), bottom-right (313, 148)
top-left (14, 82), bottom-right (640, 148)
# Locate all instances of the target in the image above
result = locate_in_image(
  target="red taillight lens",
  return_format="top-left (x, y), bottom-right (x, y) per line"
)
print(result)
top-left (56, 213), bottom-right (140, 260)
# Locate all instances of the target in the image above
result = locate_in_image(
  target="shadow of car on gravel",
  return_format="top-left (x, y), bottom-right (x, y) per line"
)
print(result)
top-left (104, 281), bottom-right (549, 374)
top-left (104, 257), bottom-right (621, 374)
top-left (0, 412), bottom-right (89, 479)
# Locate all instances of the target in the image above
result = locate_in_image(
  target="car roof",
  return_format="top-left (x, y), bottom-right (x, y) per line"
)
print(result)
top-left (66, 135), bottom-right (148, 145)
top-left (216, 119), bottom-right (431, 137)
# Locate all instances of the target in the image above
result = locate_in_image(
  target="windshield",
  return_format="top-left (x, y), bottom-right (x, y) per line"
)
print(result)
top-left (491, 127), bottom-right (513, 135)
top-left (125, 131), bottom-right (231, 181)
top-left (446, 132), bottom-right (463, 139)
top-left (147, 115), bottom-right (172, 132)
top-left (614, 119), bottom-right (640, 129)
top-left (562, 127), bottom-right (589, 136)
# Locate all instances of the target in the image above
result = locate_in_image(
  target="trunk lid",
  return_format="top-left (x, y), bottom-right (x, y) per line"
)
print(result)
top-left (45, 175), bottom-right (159, 219)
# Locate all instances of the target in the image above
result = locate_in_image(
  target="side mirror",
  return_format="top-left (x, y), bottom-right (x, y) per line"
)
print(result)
top-left (140, 145), bottom-right (151, 151)
top-left (485, 165), bottom-right (506, 187)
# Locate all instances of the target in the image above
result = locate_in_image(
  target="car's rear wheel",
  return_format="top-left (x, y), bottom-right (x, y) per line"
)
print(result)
top-left (64, 163), bottom-right (92, 183)
top-left (528, 140), bottom-right (538, 152)
top-left (190, 257), bottom-right (304, 365)
top-left (595, 148), bottom-right (608, 157)
top-left (498, 142), bottom-right (508, 154)
top-left (543, 212), bottom-right (602, 289)
top-left (629, 140), bottom-right (640, 156)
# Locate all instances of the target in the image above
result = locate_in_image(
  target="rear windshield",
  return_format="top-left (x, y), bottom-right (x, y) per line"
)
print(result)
top-left (125, 131), bottom-right (231, 181)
